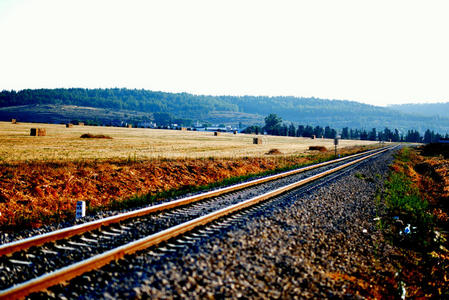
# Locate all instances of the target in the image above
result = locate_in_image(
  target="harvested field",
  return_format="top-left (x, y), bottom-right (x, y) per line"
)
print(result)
top-left (0, 122), bottom-right (378, 163)
top-left (0, 121), bottom-right (383, 229)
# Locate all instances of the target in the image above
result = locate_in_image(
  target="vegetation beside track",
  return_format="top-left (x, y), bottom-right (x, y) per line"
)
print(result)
top-left (0, 146), bottom-right (377, 230)
top-left (377, 146), bottom-right (449, 298)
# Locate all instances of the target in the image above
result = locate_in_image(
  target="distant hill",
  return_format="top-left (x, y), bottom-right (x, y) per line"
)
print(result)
top-left (1, 88), bottom-right (449, 134)
top-left (389, 102), bottom-right (449, 118)
top-left (0, 104), bottom-right (154, 126)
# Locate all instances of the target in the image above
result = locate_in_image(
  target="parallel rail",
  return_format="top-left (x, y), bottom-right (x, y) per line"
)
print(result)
top-left (0, 147), bottom-right (385, 257)
top-left (0, 146), bottom-right (394, 299)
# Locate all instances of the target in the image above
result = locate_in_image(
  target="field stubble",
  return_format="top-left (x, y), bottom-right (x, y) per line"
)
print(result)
top-left (0, 122), bottom-right (376, 162)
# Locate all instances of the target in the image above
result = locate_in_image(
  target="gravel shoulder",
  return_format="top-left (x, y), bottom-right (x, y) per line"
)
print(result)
top-left (34, 150), bottom-right (400, 299)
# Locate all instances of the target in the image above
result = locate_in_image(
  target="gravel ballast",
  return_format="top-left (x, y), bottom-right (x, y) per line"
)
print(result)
top-left (29, 149), bottom-right (401, 299)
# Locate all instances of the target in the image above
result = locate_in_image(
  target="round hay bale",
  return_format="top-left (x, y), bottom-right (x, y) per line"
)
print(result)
top-left (38, 128), bottom-right (47, 136)
top-left (309, 146), bottom-right (327, 152)
top-left (253, 137), bottom-right (262, 144)
top-left (30, 128), bottom-right (46, 136)
top-left (266, 148), bottom-right (282, 155)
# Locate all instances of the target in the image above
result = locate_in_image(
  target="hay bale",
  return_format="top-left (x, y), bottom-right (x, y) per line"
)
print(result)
top-left (181, 127), bottom-right (187, 131)
top-left (311, 135), bottom-right (316, 139)
top-left (233, 130), bottom-right (238, 134)
top-left (78, 122), bottom-right (84, 126)
top-left (127, 124), bottom-right (133, 128)
top-left (11, 119), bottom-right (16, 124)
top-left (80, 133), bottom-right (112, 139)
top-left (253, 137), bottom-right (262, 144)
top-left (214, 131), bottom-right (220, 136)
top-left (30, 128), bottom-right (46, 136)
top-left (309, 146), bottom-right (327, 152)
top-left (66, 123), bottom-right (73, 128)
top-left (266, 148), bottom-right (282, 155)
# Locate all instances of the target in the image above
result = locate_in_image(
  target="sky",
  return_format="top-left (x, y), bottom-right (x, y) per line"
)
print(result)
top-left (0, 0), bottom-right (448, 106)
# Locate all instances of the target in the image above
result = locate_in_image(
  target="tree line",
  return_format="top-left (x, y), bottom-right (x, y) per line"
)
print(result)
top-left (242, 114), bottom-right (449, 143)
top-left (1, 88), bottom-right (449, 133)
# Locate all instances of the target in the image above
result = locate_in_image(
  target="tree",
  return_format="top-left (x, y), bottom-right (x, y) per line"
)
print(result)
top-left (314, 126), bottom-right (324, 138)
top-left (368, 128), bottom-right (377, 141)
top-left (324, 126), bottom-right (336, 138)
top-left (296, 125), bottom-right (304, 137)
top-left (360, 130), bottom-right (368, 140)
top-left (264, 114), bottom-right (282, 135)
top-left (405, 130), bottom-right (422, 143)
top-left (288, 123), bottom-right (296, 137)
top-left (330, 128), bottom-right (337, 139)
top-left (423, 129), bottom-right (432, 144)
top-left (153, 112), bottom-right (172, 126)
top-left (393, 129), bottom-right (400, 142)
top-left (303, 125), bottom-right (314, 137)
top-left (341, 127), bottom-right (349, 139)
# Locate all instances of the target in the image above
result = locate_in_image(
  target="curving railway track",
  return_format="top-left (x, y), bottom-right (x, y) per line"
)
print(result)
top-left (0, 146), bottom-right (396, 299)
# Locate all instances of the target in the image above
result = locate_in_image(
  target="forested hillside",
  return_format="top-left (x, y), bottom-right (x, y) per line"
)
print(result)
top-left (1, 88), bottom-right (449, 133)
top-left (225, 96), bottom-right (448, 132)
top-left (389, 102), bottom-right (449, 117)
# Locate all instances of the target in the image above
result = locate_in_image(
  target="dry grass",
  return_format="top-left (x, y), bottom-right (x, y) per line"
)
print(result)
top-left (0, 122), bottom-right (380, 163)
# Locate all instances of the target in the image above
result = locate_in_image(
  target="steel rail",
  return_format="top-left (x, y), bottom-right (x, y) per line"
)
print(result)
top-left (0, 146), bottom-right (394, 300)
top-left (0, 147), bottom-right (389, 257)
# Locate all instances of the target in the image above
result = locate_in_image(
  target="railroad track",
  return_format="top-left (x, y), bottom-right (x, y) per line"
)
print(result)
top-left (0, 146), bottom-right (395, 299)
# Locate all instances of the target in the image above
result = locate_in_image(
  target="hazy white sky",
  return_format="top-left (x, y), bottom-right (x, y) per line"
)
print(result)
top-left (0, 0), bottom-right (448, 106)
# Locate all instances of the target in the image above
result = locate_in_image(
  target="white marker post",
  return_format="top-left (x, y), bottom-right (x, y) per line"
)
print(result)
top-left (76, 201), bottom-right (86, 219)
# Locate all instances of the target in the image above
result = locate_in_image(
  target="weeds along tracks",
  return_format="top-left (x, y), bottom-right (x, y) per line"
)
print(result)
top-left (0, 146), bottom-right (395, 299)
